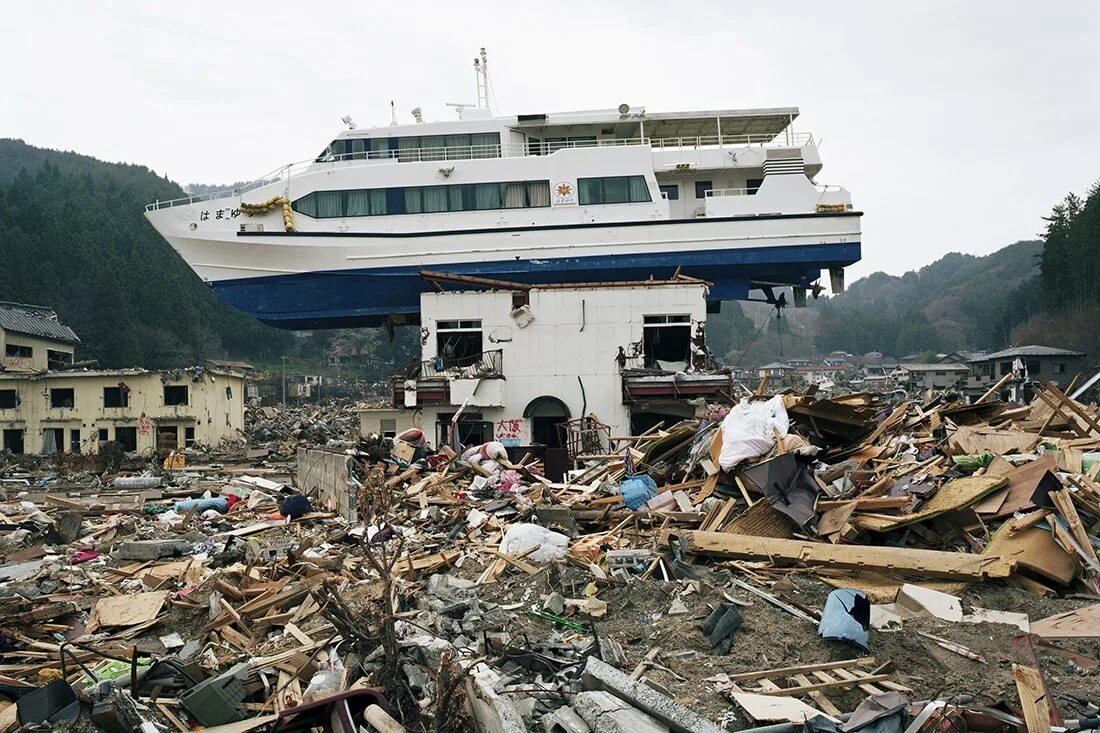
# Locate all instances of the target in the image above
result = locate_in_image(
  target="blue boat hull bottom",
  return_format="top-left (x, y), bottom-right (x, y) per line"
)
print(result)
top-left (210, 241), bottom-right (861, 329)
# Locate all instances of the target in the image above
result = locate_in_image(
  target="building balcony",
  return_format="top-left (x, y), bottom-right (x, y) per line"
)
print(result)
top-left (390, 349), bottom-right (504, 409)
top-left (621, 370), bottom-right (736, 404)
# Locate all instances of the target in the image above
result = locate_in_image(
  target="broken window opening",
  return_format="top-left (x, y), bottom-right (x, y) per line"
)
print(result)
top-left (184, 426), bottom-right (196, 447)
top-left (0, 389), bottom-right (17, 409)
top-left (2, 428), bottom-right (25, 454)
top-left (50, 388), bottom-right (75, 409)
top-left (436, 413), bottom-right (492, 449)
top-left (642, 315), bottom-right (692, 371)
top-left (163, 385), bottom-right (188, 406)
top-left (97, 428), bottom-right (109, 444)
top-left (435, 320), bottom-right (483, 370)
top-left (4, 344), bottom-right (32, 358)
top-left (380, 418), bottom-right (398, 438)
top-left (104, 385), bottom-right (129, 408)
top-left (70, 429), bottom-right (81, 454)
top-left (47, 350), bottom-right (73, 370)
top-left (114, 426), bottom-right (138, 452)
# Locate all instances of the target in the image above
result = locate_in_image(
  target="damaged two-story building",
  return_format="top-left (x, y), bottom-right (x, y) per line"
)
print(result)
top-left (360, 274), bottom-right (737, 477)
top-left (0, 302), bottom-right (245, 456)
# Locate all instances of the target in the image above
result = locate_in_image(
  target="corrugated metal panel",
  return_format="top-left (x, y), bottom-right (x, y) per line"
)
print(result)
top-left (0, 302), bottom-right (81, 344)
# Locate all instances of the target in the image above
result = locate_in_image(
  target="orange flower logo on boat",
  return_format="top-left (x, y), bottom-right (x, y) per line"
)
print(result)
top-left (556, 182), bottom-right (574, 197)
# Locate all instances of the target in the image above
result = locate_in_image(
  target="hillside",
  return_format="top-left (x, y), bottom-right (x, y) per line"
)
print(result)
top-left (0, 139), bottom-right (291, 368)
top-left (708, 240), bottom-right (1043, 365)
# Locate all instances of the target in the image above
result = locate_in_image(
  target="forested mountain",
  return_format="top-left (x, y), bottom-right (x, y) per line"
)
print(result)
top-left (707, 240), bottom-right (1043, 365)
top-left (0, 139), bottom-right (291, 368)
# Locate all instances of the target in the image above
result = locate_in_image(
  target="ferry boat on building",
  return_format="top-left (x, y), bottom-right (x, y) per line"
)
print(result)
top-left (145, 51), bottom-right (861, 329)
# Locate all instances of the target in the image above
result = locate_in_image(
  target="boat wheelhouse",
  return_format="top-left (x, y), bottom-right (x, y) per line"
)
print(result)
top-left (146, 77), bottom-right (860, 329)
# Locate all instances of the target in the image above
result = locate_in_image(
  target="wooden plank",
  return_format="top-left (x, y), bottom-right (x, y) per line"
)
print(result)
top-left (724, 657), bottom-right (876, 682)
top-left (760, 674), bottom-right (890, 696)
top-left (1050, 490), bottom-right (1100, 569)
top-left (792, 674), bottom-right (842, 717)
top-left (663, 529), bottom-right (1013, 580)
top-left (1043, 378), bottom-right (1100, 435)
top-left (1013, 664), bottom-right (1057, 732)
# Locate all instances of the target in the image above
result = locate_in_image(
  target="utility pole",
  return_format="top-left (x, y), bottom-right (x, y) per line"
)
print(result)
top-left (281, 355), bottom-right (288, 406)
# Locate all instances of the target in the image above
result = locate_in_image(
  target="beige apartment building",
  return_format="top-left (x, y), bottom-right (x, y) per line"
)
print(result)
top-left (0, 302), bottom-right (245, 456)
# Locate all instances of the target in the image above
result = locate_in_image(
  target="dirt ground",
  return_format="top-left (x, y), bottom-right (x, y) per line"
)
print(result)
top-left (473, 564), bottom-right (1100, 730)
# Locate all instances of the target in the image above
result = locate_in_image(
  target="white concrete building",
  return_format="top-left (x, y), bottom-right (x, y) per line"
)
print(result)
top-left (361, 278), bottom-right (735, 475)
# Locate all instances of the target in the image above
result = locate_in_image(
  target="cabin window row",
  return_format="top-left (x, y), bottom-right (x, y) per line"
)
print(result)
top-left (292, 181), bottom-right (551, 219)
top-left (577, 176), bottom-right (652, 205)
top-left (319, 133), bottom-right (502, 163)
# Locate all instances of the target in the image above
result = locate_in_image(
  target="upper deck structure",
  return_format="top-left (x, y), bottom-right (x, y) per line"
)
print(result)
top-left (146, 54), bottom-right (860, 328)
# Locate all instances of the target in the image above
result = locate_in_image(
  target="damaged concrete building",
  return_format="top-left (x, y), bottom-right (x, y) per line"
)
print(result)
top-left (0, 301), bottom-right (245, 455)
top-left (360, 274), bottom-right (734, 477)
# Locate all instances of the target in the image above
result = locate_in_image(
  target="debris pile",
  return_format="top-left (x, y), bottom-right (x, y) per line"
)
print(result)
top-left (1, 379), bottom-right (1099, 732)
top-left (245, 402), bottom-right (363, 457)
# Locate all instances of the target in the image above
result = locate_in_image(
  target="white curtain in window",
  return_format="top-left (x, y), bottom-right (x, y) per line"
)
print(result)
top-left (398, 137), bottom-right (420, 162)
top-left (629, 176), bottom-right (650, 202)
top-left (315, 191), bottom-right (343, 218)
top-left (447, 134), bottom-right (471, 160)
top-left (471, 133), bottom-right (500, 159)
top-left (295, 195), bottom-right (317, 218)
top-left (475, 183), bottom-right (501, 210)
top-left (350, 139), bottom-right (366, 160)
top-left (503, 183), bottom-right (525, 208)
top-left (420, 136), bottom-right (446, 161)
top-left (346, 190), bottom-right (371, 216)
top-left (422, 186), bottom-right (448, 212)
top-left (604, 178), bottom-right (629, 204)
top-left (405, 188), bottom-right (422, 214)
top-left (41, 429), bottom-right (57, 455)
top-left (527, 182), bottom-right (550, 207)
top-left (578, 179), bottom-right (602, 205)
top-left (449, 187), bottom-right (465, 211)
top-left (369, 138), bottom-right (391, 159)
top-left (369, 190), bottom-right (388, 215)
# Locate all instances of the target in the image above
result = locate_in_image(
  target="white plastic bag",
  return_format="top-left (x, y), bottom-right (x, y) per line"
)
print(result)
top-left (718, 395), bottom-right (789, 471)
top-left (499, 523), bottom-right (569, 564)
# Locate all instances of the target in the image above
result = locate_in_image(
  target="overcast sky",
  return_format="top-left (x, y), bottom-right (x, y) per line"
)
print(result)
top-left (2, 1), bottom-right (1097, 279)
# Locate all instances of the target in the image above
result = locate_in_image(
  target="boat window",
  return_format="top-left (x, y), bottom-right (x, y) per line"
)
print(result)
top-left (369, 138), bottom-right (391, 160)
top-left (694, 181), bottom-right (713, 198)
top-left (291, 179), bottom-right (551, 218)
top-left (350, 139), bottom-right (366, 160)
top-left (577, 176), bottom-right (651, 205)
top-left (659, 184), bottom-right (679, 201)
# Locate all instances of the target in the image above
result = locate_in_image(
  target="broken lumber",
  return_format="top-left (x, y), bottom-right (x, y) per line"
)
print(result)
top-left (661, 530), bottom-right (1013, 580)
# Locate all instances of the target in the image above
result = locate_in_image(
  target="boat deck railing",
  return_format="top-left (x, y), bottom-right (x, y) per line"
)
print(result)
top-left (706, 183), bottom-right (846, 197)
top-left (146, 132), bottom-right (815, 211)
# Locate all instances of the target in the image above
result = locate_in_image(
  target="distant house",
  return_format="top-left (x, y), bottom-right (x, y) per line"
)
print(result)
top-left (0, 302), bottom-right (80, 373)
top-left (938, 350), bottom-right (987, 364)
top-left (899, 363), bottom-right (972, 391)
top-left (967, 346), bottom-right (1085, 392)
top-left (758, 362), bottom-right (792, 377)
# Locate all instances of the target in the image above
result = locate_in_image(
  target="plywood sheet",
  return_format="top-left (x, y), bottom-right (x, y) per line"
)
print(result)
top-left (87, 590), bottom-right (168, 630)
top-left (1031, 604), bottom-right (1100, 638)
top-left (855, 475), bottom-right (1006, 532)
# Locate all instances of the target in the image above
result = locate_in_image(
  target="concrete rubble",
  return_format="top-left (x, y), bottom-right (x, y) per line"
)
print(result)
top-left (0, 382), bottom-right (1099, 732)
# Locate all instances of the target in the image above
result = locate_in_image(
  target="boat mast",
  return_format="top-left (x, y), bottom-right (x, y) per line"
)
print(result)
top-left (474, 48), bottom-right (490, 110)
